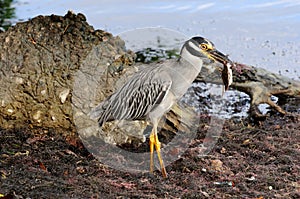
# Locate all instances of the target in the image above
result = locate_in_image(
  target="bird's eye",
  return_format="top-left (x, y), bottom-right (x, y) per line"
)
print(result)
top-left (200, 44), bottom-right (208, 50)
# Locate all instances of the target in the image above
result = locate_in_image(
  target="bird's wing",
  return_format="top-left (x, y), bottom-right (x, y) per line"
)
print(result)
top-left (97, 66), bottom-right (172, 125)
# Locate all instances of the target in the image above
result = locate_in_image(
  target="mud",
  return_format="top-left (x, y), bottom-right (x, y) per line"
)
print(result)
top-left (1, 110), bottom-right (299, 198)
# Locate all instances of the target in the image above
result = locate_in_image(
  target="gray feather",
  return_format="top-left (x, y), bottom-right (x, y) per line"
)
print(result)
top-left (94, 65), bottom-right (172, 126)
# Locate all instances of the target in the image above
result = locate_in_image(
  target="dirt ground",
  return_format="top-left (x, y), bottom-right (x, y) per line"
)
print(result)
top-left (1, 102), bottom-right (299, 199)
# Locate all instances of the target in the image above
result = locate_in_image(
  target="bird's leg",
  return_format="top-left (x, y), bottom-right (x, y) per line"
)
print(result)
top-left (154, 131), bottom-right (167, 178)
top-left (149, 128), bottom-right (155, 174)
top-left (149, 124), bottom-right (167, 178)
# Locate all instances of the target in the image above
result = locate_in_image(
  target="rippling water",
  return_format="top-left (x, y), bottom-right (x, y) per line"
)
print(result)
top-left (16, 0), bottom-right (300, 79)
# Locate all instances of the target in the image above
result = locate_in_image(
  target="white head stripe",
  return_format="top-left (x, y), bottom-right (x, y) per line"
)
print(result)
top-left (188, 41), bottom-right (200, 51)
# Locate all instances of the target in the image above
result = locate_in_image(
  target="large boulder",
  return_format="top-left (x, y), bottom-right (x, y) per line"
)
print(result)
top-left (0, 11), bottom-right (135, 130)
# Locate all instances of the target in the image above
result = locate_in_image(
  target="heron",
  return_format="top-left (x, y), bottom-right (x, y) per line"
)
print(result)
top-left (90, 36), bottom-right (233, 178)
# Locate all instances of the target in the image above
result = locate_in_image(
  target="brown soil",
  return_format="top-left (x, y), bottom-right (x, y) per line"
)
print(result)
top-left (1, 111), bottom-right (299, 198)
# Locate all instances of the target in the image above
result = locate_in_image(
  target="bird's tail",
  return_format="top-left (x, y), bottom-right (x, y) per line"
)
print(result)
top-left (88, 103), bottom-right (104, 120)
top-left (88, 100), bottom-right (111, 126)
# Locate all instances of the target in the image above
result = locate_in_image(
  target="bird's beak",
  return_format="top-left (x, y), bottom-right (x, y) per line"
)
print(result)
top-left (208, 49), bottom-right (234, 92)
top-left (208, 49), bottom-right (231, 65)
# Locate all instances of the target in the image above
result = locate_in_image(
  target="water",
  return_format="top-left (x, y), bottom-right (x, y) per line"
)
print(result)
top-left (15, 0), bottom-right (300, 80)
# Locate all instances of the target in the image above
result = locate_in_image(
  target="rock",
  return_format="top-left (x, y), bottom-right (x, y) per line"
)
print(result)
top-left (59, 88), bottom-right (70, 104)
top-left (0, 11), bottom-right (135, 131)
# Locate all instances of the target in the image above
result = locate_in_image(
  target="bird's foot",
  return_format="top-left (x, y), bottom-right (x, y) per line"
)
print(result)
top-left (149, 133), bottom-right (168, 178)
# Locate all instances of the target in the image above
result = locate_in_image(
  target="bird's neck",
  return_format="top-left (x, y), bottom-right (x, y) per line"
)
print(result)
top-left (165, 46), bottom-right (203, 99)
top-left (178, 46), bottom-right (203, 73)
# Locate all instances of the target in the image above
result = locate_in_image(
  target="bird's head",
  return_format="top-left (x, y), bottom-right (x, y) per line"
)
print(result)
top-left (181, 36), bottom-right (233, 91)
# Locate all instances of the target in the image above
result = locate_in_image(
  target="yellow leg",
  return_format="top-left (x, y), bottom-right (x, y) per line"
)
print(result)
top-left (154, 134), bottom-right (167, 178)
top-left (149, 131), bottom-right (155, 174)
top-left (149, 128), bottom-right (167, 178)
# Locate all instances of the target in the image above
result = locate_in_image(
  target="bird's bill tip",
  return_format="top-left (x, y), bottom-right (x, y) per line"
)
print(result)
top-left (209, 49), bottom-right (232, 65)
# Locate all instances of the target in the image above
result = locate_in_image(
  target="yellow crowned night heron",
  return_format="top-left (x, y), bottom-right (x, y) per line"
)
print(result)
top-left (91, 36), bottom-right (233, 178)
